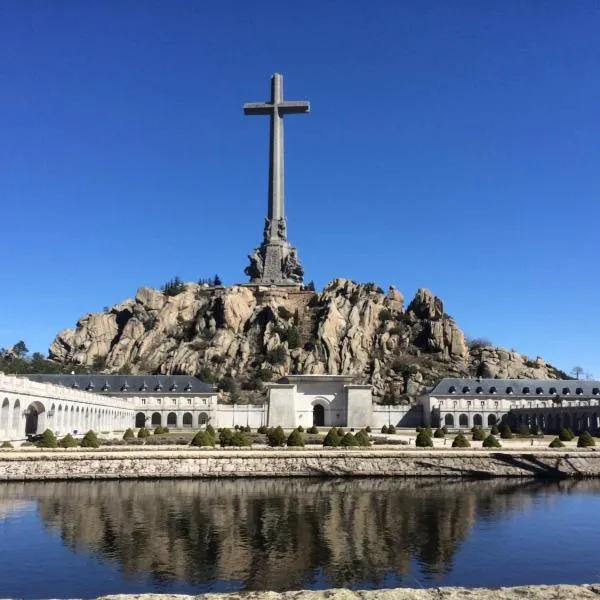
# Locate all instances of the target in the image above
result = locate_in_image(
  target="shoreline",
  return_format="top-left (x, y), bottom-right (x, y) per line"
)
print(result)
top-left (96, 584), bottom-right (600, 599)
top-left (2, 448), bottom-right (600, 480)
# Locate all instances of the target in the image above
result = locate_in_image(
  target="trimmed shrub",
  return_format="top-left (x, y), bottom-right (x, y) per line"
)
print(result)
top-left (341, 432), bottom-right (358, 447)
top-left (365, 426), bottom-right (372, 433)
top-left (58, 434), bottom-right (77, 448)
top-left (434, 428), bottom-right (445, 438)
top-left (123, 428), bottom-right (135, 441)
top-left (323, 428), bottom-right (341, 447)
top-left (287, 429), bottom-right (305, 447)
top-left (154, 426), bottom-right (165, 435)
top-left (381, 425), bottom-right (389, 434)
top-left (191, 430), bottom-right (214, 447)
top-left (442, 426), bottom-right (449, 434)
top-left (36, 429), bottom-right (57, 448)
top-left (80, 430), bottom-right (99, 448)
top-left (490, 424), bottom-right (500, 435)
top-left (231, 431), bottom-right (252, 447)
top-left (529, 424), bottom-right (539, 436)
top-left (297, 425), bottom-right (304, 433)
top-left (452, 433), bottom-right (470, 448)
top-left (518, 423), bottom-right (530, 437)
top-left (336, 428), bottom-right (345, 437)
top-left (472, 428), bottom-right (486, 441)
top-left (500, 425), bottom-right (513, 439)
top-left (1, 441), bottom-right (13, 448)
top-left (257, 425), bottom-right (268, 434)
top-left (355, 430), bottom-right (371, 447)
top-left (218, 428), bottom-right (233, 447)
top-left (163, 427), bottom-right (170, 434)
top-left (137, 427), bottom-right (150, 438)
top-left (206, 424), bottom-right (215, 438)
top-left (416, 431), bottom-right (433, 447)
top-left (549, 437), bottom-right (565, 448)
top-left (577, 431), bottom-right (596, 448)
top-left (307, 425), bottom-right (319, 434)
top-left (244, 425), bottom-right (252, 433)
top-left (559, 427), bottom-right (574, 442)
top-left (388, 425), bottom-right (396, 434)
top-left (482, 434), bottom-right (501, 448)
top-left (266, 426), bottom-right (287, 447)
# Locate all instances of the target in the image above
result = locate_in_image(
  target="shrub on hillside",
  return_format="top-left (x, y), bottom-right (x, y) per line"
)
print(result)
top-left (482, 435), bottom-right (501, 448)
top-left (58, 434), bottom-right (77, 448)
top-left (323, 428), bottom-right (341, 447)
top-left (416, 431), bottom-right (433, 447)
top-left (191, 430), bottom-right (214, 447)
top-left (80, 430), bottom-right (99, 448)
top-left (341, 432), bottom-right (358, 447)
top-left (472, 428), bottom-right (486, 441)
top-left (123, 428), bottom-right (135, 441)
top-left (577, 431), bottom-right (596, 448)
top-left (287, 429), bottom-right (305, 447)
top-left (434, 428), bottom-right (445, 438)
top-left (549, 437), bottom-right (565, 448)
top-left (381, 425), bottom-right (389, 434)
top-left (559, 428), bottom-right (574, 442)
top-left (36, 429), bottom-right (57, 448)
top-left (266, 426), bottom-right (287, 447)
top-left (452, 433), bottom-right (470, 448)
top-left (500, 425), bottom-right (513, 439)
top-left (137, 427), bottom-right (150, 438)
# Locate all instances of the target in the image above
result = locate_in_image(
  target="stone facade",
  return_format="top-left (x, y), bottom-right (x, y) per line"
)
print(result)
top-left (0, 373), bottom-right (134, 440)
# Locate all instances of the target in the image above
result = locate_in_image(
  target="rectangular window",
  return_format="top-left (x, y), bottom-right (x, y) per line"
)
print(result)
top-left (172, 399), bottom-right (177, 405)
top-left (141, 399), bottom-right (146, 405)
top-left (187, 399), bottom-right (192, 405)
top-left (157, 399), bottom-right (161, 405)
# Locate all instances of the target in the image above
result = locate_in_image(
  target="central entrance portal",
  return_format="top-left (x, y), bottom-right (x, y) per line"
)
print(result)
top-left (313, 404), bottom-right (324, 427)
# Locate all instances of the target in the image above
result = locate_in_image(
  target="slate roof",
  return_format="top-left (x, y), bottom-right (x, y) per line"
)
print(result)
top-left (429, 377), bottom-right (600, 397)
top-left (20, 374), bottom-right (215, 395)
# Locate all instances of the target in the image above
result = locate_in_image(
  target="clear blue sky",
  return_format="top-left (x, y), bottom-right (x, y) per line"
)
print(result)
top-left (1, 1), bottom-right (598, 377)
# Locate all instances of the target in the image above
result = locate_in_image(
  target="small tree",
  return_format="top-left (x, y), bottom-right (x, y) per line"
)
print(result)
top-left (434, 428), bottom-right (445, 438)
top-left (266, 426), bottom-right (286, 447)
top-left (287, 429), bottom-right (305, 447)
top-left (482, 434), bottom-right (501, 448)
top-left (58, 433), bottom-right (78, 448)
top-left (123, 428), bottom-right (135, 441)
top-left (452, 433), bottom-right (470, 448)
top-left (12, 340), bottom-right (29, 357)
top-left (341, 432), bottom-right (358, 447)
top-left (80, 430), bottom-right (99, 448)
top-left (137, 427), bottom-right (150, 439)
top-left (472, 428), bottom-right (486, 441)
top-left (323, 428), bottom-right (341, 447)
top-left (577, 431), bottom-right (596, 448)
top-left (559, 427), bottom-right (574, 442)
top-left (36, 429), bottom-right (57, 448)
top-left (570, 366), bottom-right (585, 380)
top-left (500, 425), bottom-right (513, 439)
top-left (416, 431), bottom-right (434, 447)
top-left (549, 437), bottom-right (565, 448)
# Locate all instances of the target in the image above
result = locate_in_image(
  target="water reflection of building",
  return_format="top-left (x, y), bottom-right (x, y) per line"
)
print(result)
top-left (2, 478), bottom-right (594, 590)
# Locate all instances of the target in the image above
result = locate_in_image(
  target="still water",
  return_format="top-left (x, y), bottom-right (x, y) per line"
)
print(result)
top-left (1, 478), bottom-right (600, 599)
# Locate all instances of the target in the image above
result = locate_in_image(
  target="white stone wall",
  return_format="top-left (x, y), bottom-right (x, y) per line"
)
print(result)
top-left (131, 394), bottom-right (218, 429)
top-left (0, 373), bottom-right (134, 441)
top-left (430, 395), bottom-right (514, 429)
top-left (216, 405), bottom-right (266, 429)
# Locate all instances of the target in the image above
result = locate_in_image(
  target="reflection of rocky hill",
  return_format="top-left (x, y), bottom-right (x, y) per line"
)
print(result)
top-left (1, 478), bottom-right (595, 590)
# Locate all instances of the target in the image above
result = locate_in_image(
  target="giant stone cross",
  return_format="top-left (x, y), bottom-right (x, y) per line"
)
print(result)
top-left (244, 73), bottom-right (309, 285)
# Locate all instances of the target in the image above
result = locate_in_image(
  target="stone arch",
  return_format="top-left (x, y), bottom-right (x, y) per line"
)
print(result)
top-left (313, 404), bottom-right (325, 427)
top-left (444, 414), bottom-right (454, 427)
top-left (151, 412), bottom-right (161, 426)
top-left (12, 399), bottom-right (21, 432)
top-left (136, 412), bottom-right (146, 428)
top-left (563, 413), bottom-right (571, 429)
top-left (167, 412), bottom-right (177, 427)
top-left (487, 414), bottom-right (497, 426)
top-left (182, 412), bottom-right (193, 427)
top-left (198, 412), bottom-right (209, 426)
top-left (1, 398), bottom-right (10, 434)
top-left (473, 414), bottom-right (483, 427)
top-left (25, 401), bottom-right (46, 436)
top-left (459, 413), bottom-right (468, 428)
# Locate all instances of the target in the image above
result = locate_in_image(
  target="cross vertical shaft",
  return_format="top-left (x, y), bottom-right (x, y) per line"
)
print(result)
top-left (269, 74), bottom-right (284, 230)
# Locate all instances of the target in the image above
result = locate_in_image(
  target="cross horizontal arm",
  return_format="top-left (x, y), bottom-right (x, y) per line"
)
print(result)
top-left (244, 103), bottom-right (274, 115)
top-left (278, 101), bottom-right (310, 114)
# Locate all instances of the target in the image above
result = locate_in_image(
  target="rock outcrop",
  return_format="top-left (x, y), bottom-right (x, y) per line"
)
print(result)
top-left (48, 280), bottom-right (567, 402)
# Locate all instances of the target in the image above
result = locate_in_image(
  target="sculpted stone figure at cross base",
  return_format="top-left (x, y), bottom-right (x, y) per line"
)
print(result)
top-left (243, 73), bottom-right (308, 286)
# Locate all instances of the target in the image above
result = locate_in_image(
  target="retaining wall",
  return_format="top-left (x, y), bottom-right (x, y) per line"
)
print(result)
top-left (2, 449), bottom-right (600, 480)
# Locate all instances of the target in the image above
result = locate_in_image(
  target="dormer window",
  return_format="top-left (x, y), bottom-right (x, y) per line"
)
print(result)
top-left (523, 387), bottom-right (530, 394)
top-left (170, 383), bottom-right (178, 392)
top-left (536, 387), bottom-right (544, 394)
top-left (155, 383), bottom-right (163, 391)
top-left (185, 383), bottom-right (193, 392)
top-left (506, 387), bottom-right (513, 395)
top-left (593, 388), bottom-right (600, 395)
top-left (462, 386), bottom-right (470, 394)
top-left (476, 386), bottom-right (483, 394)
top-left (86, 382), bottom-right (94, 391)
top-left (448, 385), bottom-right (456, 394)
top-left (121, 382), bottom-right (129, 392)
top-left (549, 387), bottom-right (557, 395)
top-left (562, 387), bottom-right (571, 395)
top-left (489, 386), bottom-right (497, 394)
top-left (72, 382), bottom-right (79, 389)
top-left (141, 382), bottom-right (148, 391)
top-left (576, 388), bottom-right (583, 395)
top-left (102, 382), bottom-right (110, 391)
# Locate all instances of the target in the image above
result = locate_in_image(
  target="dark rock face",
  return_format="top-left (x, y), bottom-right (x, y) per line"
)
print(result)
top-left (49, 280), bottom-right (566, 402)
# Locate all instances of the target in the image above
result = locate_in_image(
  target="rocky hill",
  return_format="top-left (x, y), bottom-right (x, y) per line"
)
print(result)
top-left (49, 279), bottom-right (567, 402)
